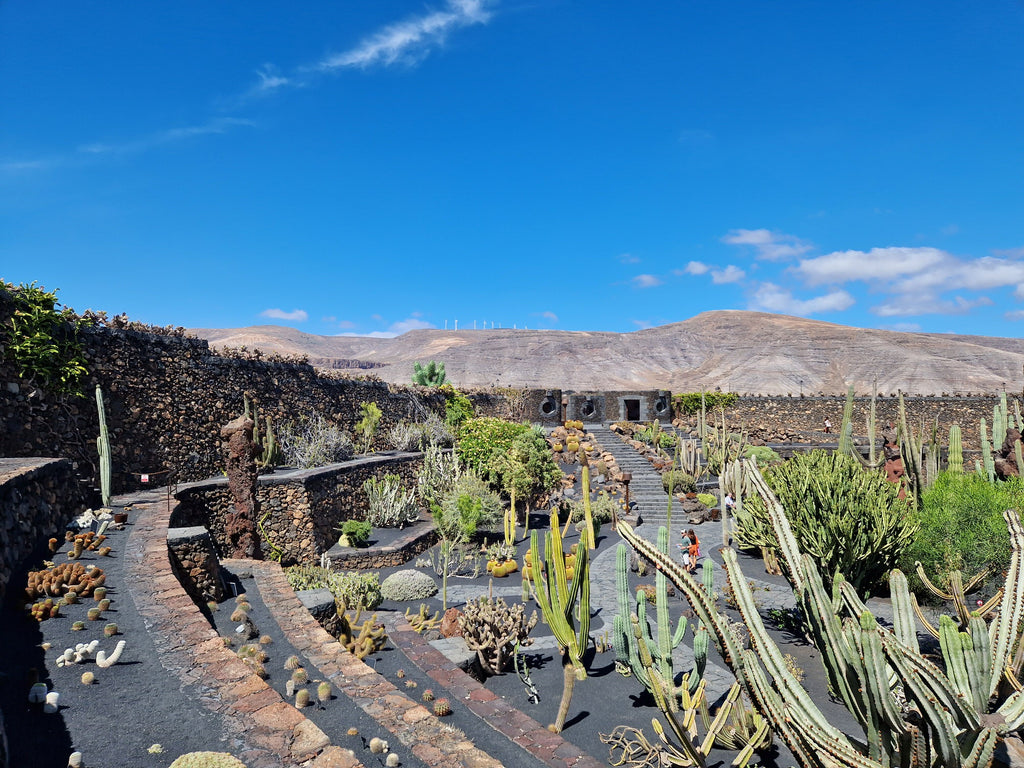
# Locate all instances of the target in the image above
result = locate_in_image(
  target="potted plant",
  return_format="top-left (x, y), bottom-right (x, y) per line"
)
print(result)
top-left (337, 519), bottom-right (371, 548)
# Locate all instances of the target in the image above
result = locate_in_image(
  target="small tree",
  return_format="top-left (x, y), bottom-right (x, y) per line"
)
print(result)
top-left (355, 401), bottom-right (382, 453)
top-left (502, 427), bottom-right (562, 543)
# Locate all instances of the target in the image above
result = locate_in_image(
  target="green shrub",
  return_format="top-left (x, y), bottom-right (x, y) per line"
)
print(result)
top-left (634, 423), bottom-right (678, 450)
top-left (661, 470), bottom-right (697, 495)
top-left (456, 417), bottom-right (530, 487)
top-left (412, 360), bottom-right (446, 387)
top-left (285, 565), bottom-right (382, 610)
top-left (440, 384), bottom-right (474, 430)
top-left (742, 444), bottom-right (782, 465)
top-left (355, 401), bottom-right (382, 453)
top-left (338, 519), bottom-right (371, 547)
top-left (734, 450), bottom-right (917, 595)
top-left (363, 474), bottom-right (419, 528)
top-left (502, 427), bottom-right (562, 510)
top-left (901, 472), bottom-right (1023, 593)
top-left (672, 391), bottom-right (738, 415)
top-left (435, 471), bottom-right (504, 537)
top-left (696, 493), bottom-right (718, 508)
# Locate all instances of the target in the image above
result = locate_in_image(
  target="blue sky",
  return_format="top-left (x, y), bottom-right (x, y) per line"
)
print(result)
top-left (3, 1), bottom-right (1024, 337)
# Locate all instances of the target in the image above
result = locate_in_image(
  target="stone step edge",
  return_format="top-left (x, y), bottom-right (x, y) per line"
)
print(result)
top-left (382, 615), bottom-right (605, 768)
top-left (247, 560), bottom-right (507, 768)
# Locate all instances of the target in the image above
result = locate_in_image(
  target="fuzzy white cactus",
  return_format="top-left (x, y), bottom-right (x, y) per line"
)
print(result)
top-left (44, 691), bottom-right (60, 713)
top-left (96, 640), bottom-right (126, 668)
top-left (57, 640), bottom-right (100, 667)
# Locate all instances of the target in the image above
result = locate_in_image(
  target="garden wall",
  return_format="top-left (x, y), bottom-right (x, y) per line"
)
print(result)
top-left (171, 452), bottom-right (425, 566)
top-left (690, 395), bottom-right (1009, 451)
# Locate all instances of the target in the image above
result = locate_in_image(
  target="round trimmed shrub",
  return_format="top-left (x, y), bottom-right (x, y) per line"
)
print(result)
top-left (168, 753), bottom-right (247, 768)
top-left (381, 570), bottom-right (438, 602)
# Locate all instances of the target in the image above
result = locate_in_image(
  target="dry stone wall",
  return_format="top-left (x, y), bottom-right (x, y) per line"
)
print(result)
top-left (172, 452), bottom-right (424, 566)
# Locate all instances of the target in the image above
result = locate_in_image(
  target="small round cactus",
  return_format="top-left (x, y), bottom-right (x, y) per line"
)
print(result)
top-left (97, 598), bottom-right (111, 612)
top-left (229, 609), bottom-right (247, 623)
top-left (81, 672), bottom-right (95, 685)
top-left (104, 623), bottom-right (118, 637)
top-left (207, 601), bottom-right (219, 612)
top-left (284, 655), bottom-right (301, 670)
top-left (93, 587), bottom-right (107, 602)
top-left (369, 737), bottom-right (388, 754)
top-left (386, 754), bottom-right (400, 768)
top-left (433, 698), bottom-right (452, 717)
top-left (421, 689), bottom-right (435, 702)
top-left (87, 608), bottom-right (101, 621)
top-left (317, 681), bottom-right (331, 703)
top-left (259, 635), bottom-right (272, 645)
top-left (71, 621), bottom-right (85, 631)
top-left (346, 727), bottom-right (359, 737)
top-left (404, 680), bottom-right (417, 689)
top-left (291, 668), bottom-right (308, 685)
top-left (295, 688), bottom-right (310, 708)
top-left (395, 669), bottom-right (405, 679)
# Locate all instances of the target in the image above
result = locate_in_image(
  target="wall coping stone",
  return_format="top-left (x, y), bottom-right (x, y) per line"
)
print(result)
top-left (167, 525), bottom-right (212, 543)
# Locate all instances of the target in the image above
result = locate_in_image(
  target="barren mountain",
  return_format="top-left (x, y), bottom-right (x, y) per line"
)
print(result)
top-left (190, 311), bottom-right (1024, 394)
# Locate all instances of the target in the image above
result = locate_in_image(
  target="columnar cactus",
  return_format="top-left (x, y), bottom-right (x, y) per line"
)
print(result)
top-left (948, 423), bottom-right (963, 473)
top-left (526, 508), bottom-right (591, 732)
top-left (96, 385), bottom-right (112, 506)
top-left (618, 459), bottom-right (1024, 768)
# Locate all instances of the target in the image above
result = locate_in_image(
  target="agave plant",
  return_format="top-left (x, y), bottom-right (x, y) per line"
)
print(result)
top-left (617, 460), bottom-right (1024, 768)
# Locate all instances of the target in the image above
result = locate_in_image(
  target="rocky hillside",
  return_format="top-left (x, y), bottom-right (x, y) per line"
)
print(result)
top-left (190, 311), bottom-right (1024, 395)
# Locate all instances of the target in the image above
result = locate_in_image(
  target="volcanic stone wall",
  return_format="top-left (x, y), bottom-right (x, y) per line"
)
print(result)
top-left (0, 458), bottom-right (90, 603)
top-left (688, 395), bottom-right (1008, 451)
top-left (171, 452), bottom-right (423, 566)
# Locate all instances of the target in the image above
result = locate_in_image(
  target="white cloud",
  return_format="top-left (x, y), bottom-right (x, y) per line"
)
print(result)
top-left (260, 308), bottom-right (309, 322)
top-left (722, 229), bottom-right (813, 261)
top-left (539, 311), bottom-right (559, 322)
top-left (796, 247), bottom-right (949, 286)
top-left (872, 295), bottom-right (992, 318)
top-left (317, 0), bottom-right (491, 71)
top-left (1006, 310), bottom-right (1024, 321)
top-left (255, 65), bottom-right (290, 93)
top-left (632, 274), bottom-right (662, 288)
top-left (78, 117), bottom-right (256, 156)
top-left (336, 316), bottom-right (435, 338)
top-left (711, 265), bottom-right (745, 284)
top-left (682, 261), bottom-right (709, 275)
top-left (632, 319), bottom-right (653, 329)
top-left (883, 322), bottom-right (923, 332)
top-left (751, 283), bottom-right (854, 316)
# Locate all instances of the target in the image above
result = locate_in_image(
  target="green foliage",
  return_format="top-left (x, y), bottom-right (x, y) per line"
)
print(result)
top-left (502, 427), bottom-right (562, 510)
top-left (338, 519), bottom-right (372, 547)
top-left (363, 473), bottom-right (419, 528)
top-left (742, 444), bottom-right (782, 465)
top-left (456, 417), bottom-right (530, 486)
top-left (284, 565), bottom-right (382, 610)
top-left (433, 470), bottom-right (503, 540)
top-left (2, 281), bottom-right (92, 395)
top-left (570, 491), bottom-right (618, 526)
top-left (696, 492), bottom-right (718, 508)
top-left (634, 422), bottom-right (678, 450)
top-left (901, 471), bottom-right (1022, 592)
top-left (354, 401), bottom-right (382, 453)
top-left (411, 360), bottom-right (447, 387)
top-left (672, 391), bottom-right (738, 415)
top-left (661, 470), bottom-right (697, 495)
top-left (440, 383), bottom-right (474, 430)
top-left (735, 450), bottom-right (917, 594)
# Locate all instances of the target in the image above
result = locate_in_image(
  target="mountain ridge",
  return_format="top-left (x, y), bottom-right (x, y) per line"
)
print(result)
top-left (189, 310), bottom-right (1024, 395)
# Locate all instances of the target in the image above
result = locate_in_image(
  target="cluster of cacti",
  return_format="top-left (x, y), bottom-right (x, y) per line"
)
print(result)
top-left (363, 473), bottom-right (419, 528)
top-left (26, 562), bottom-right (105, 601)
top-left (458, 595), bottom-right (539, 675)
top-left (486, 557), bottom-right (518, 577)
top-left (61, 529), bottom-right (110, 560)
top-left (522, 540), bottom-right (580, 583)
top-left (526, 508), bottom-right (591, 733)
top-left (404, 604), bottom-right (441, 633)
top-left (618, 459), bottom-right (1024, 768)
top-left (243, 393), bottom-right (282, 470)
top-left (548, 421), bottom-right (595, 461)
top-left (29, 598), bottom-right (61, 621)
top-left (167, 752), bottom-right (248, 768)
top-left (676, 436), bottom-right (706, 481)
top-left (838, 382), bottom-right (884, 469)
top-left (380, 569), bottom-right (438, 601)
top-left (337, 606), bottom-right (387, 659)
top-left (912, 563), bottom-right (1003, 634)
top-left (237, 642), bottom-right (268, 678)
top-left (96, 385), bottom-right (112, 506)
top-left (285, 564), bottom-right (383, 611)
top-left (412, 359), bottom-right (447, 387)
top-left (976, 391), bottom-right (1024, 482)
top-left (612, 528), bottom-right (711, 711)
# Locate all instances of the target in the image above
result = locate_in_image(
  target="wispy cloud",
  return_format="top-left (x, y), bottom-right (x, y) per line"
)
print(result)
top-left (723, 228), bottom-right (813, 261)
top-left (78, 117), bottom-right (256, 157)
top-left (681, 261), bottom-right (709, 275)
top-left (751, 283), bottom-right (854, 316)
top-left (711, 265), bottom-right (745, 284)
top-left (316, 0), bottom-right (491, 71)
top-left (873, 295), bottom-right (992, 318)
top-left (1006, 310), bottom-right (1024, 321)
top-left (539, 310), bottom-right (559, 323)
top-left (619, 253), bottom-right (640, 264)
top-left (339, 316), bottom-right (436, 338)
top-left (260, 308), bottom-right (309, 322)
top-left (632, 274), bottom-right (662, 288)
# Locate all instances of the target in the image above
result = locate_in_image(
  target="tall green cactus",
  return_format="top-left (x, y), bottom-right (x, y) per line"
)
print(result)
top-left (612, 530), bottom-right (710, 709)
top-left (618, 459), bottom-right (1024, 768)
top-left (526, 508), bottom-right (591, 732)
top-left (948, 424), bottom-right (963, 473)
top-left (243, 393), bottom-right (282, 470)
top-left (95, 385), bottom-right (111, 506)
